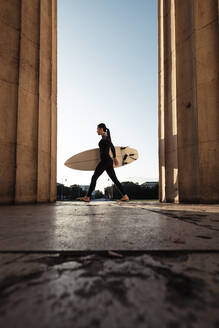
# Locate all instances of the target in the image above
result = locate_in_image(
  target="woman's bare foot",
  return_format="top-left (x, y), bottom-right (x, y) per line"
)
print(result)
top-left (76, 196), bottom-right (90, 202)
top-left (117, 194), bottom-right (129, 202)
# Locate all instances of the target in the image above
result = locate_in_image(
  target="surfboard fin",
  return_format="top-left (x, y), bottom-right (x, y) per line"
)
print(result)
top-left (122, 154), bottom-right (128, 165)
top-left (129, 156), bottom-right (137, 160)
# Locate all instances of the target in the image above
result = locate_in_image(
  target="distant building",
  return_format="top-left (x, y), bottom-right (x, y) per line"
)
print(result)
top-left (141, 181), bottom-right (158, 189)
top-left (81, 185), bottom-right (89, 192)
top-left (80, 185), bottom-right (95, 198)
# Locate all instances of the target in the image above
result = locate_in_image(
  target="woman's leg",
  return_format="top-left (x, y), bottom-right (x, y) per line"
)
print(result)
top-left (105, 164), bottom-right (126, 196)
top-left (87, 161), bottom-right (106, 197)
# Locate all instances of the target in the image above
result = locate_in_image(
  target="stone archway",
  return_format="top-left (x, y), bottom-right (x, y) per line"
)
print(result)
top-left (0, 0), bottom-right (219, 204)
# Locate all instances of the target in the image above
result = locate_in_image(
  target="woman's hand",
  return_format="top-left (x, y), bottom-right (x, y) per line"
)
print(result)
top-left (113, 158), bottom-right (119, 166)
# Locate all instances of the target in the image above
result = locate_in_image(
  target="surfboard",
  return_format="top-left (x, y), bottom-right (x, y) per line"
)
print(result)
top-left (64, 146), bottom-right (138, 171)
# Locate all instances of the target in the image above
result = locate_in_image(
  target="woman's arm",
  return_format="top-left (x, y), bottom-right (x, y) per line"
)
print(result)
top-left (109, 140), bottom-right (116, 158)
top-left (109, 140), bottom-right (119, 166)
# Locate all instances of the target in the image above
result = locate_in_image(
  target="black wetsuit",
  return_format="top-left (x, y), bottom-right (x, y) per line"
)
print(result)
top-left (87, 135), bottom-right (126, 197)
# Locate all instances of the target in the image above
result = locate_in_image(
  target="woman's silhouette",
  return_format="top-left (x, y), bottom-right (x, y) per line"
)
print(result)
top-left (77, 123), bottom-right (129, 202)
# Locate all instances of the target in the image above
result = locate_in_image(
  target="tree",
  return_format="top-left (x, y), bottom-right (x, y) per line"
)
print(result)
top-left (104, 181), bottom-right (159, 200)
top-left (70, 184), bottom-right (86, 199)
top-left (95, 190), bottom-right (104, 199)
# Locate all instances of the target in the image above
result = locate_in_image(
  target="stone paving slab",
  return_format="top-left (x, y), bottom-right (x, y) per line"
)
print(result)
top-left (0, 251), bottom-right (219, 328)
top-left (0, 201), bottom-right (219, 251)
top-left (117, 201), bottom-right (219, 213)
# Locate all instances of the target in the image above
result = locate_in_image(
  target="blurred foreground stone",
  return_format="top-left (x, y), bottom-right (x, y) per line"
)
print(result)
top-left (0, 201), bottom-right (219, 327)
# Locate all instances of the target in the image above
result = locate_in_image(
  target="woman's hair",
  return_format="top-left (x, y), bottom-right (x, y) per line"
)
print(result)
top-left (97, 123), bottom-right (112, 142)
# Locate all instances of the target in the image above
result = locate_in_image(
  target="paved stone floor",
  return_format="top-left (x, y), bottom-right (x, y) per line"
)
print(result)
top-left (0, 201), bottom-right (219, 251)
top-left (0, 201), bottom-right (219, 327)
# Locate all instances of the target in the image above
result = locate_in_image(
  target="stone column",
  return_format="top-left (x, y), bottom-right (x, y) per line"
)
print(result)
top-left (159, 0), bottom-right (219, 203)
top-left (0, 0), bottom-right (57, 204)
top-left (159, 0), bottom-right (179, 203)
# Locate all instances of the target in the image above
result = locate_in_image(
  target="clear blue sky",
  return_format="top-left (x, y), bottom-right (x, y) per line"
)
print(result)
top-left (57, 0), bottom-right (158, 192)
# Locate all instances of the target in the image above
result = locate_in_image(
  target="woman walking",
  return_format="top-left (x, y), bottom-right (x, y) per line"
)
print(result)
top-left (77, 123), bottom-right (129, 202)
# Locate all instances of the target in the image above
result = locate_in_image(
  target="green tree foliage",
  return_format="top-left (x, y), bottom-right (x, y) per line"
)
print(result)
top-left (70, 184), bottom-right (86, 199)
top-left (57, 183), bottom-right (63, 200)
top-left (95, 190), bottom-right (104, 199)
top-left (56, 184), bottom-right (86, 200)
top-left (105, 182), bottom-right (158, 200)
top-left (57, 181), bottom-right (158, 200)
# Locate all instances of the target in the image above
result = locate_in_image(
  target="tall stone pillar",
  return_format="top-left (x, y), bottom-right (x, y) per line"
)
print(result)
top-left (159, 0), bottom-right (219, 203)
top-left (0, 0), bottom-right (57, 204)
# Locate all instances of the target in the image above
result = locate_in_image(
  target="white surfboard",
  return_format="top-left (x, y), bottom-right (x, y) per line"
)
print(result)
top-left (64, 146), bottom-right (138, 171)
